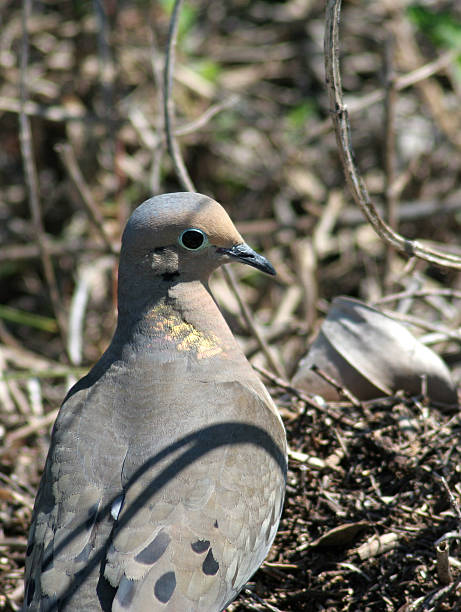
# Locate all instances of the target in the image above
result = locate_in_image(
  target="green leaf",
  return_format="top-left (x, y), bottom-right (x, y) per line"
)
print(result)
top-left (0, 305), bottom-right (58, 333)
top-left (286, 101), bottom-right (318, 130)
top-left (158, 0), bottom-right (198, 40)
top-left (407, 5), bottom-right (461, 50)
top-left (190, 59), bottom-right (221, 83)
top-left (284, 100), bottom-right (318, 143)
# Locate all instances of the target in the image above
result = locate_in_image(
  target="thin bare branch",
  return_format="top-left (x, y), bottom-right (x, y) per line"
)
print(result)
top-left (55, 143), bottom-right (116, 255)
top-left (383, 34), bottom-right (398, 285)
top-left (2, 409), bottom-right (58, 451)
top-left (222, 266), bottom-right (286, 379)
top-left (163, 0), bottom-right (195, 192)
top-left (255, 365), bottom-right (360, 429)
top-left (397, 50), bottom-right (457, 90)
top-left (0, 96), bottom-right (104, 123)
top-left (373, 288), bottom-right (461, 306)
top-left (434, 472), bottom-right (461, 522)
top-left (308, 49), bottom-right (456, 142)
top-left (19, 0), bottom-right (68, 347)
top-left (149, 26), bottom-right (167, 194)
top-left (324, 0), bottom-right (461, 269)
top-left (175, 95), bottom-right (239, 136)
top-left (93, 0), bottom-right (116, 163)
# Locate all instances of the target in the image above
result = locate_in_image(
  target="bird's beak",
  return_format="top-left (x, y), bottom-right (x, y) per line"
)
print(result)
top-left (218, 243), bottom-right (276, 276)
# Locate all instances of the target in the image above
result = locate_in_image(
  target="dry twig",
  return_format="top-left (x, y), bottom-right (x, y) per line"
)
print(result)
top-left (55, 143), bottom-right (116, 255)
top-left (19, 0), bottom-right (68, 346)
top-left (163, 0), bottom-right (194, 192)
top-left (324, 0), bottom-right (461, 269)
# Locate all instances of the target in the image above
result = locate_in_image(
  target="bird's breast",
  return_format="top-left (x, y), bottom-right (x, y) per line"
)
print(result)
top-left (142, 301), bottom-right (224, 360)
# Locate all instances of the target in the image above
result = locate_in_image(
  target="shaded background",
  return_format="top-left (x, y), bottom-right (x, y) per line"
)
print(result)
top-left (1, 0), bottom-right (461, 609)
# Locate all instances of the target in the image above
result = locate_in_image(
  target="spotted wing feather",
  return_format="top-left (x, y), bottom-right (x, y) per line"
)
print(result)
top-left (106, 382), bottom-right (286, 612)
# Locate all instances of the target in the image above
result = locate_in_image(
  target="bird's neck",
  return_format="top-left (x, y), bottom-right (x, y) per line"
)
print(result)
top-left (115, 278), bottom-right (241, 361)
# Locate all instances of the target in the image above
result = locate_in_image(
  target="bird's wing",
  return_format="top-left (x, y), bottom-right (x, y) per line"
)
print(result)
top-left (24, 375), bottom-right (126, 610)
top-left (105, 380), bottom-right (286, 612)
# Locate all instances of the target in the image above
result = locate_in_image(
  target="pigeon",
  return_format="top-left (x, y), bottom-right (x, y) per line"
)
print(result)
top-left (25, 192), bottom-right (287, 611)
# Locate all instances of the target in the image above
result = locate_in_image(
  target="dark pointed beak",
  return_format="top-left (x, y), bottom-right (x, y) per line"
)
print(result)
top-left (218, 243), bottom-right (276, 276)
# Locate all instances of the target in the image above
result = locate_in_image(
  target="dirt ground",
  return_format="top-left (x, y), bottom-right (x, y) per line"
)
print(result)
top-left (1, 0), bottom-right (461, 610)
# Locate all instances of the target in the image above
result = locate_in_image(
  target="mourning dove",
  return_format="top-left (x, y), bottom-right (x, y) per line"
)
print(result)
top-left (25, 192), bottom-right (287, 611)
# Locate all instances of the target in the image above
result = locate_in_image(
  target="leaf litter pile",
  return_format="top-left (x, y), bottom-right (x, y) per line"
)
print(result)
top-left (1, 0), bottom-right (461, 610)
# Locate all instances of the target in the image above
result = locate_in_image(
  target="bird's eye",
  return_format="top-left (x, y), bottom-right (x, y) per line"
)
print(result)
top-left (178, 228), bottom-right (209, 251)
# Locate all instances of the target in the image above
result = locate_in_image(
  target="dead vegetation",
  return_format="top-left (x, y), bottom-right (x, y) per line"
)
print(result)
top-left (1, 0), bottom-right (461, 609)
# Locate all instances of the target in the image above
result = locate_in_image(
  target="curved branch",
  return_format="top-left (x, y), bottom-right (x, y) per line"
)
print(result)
top-left (324, 0), bottom-right (461, 269)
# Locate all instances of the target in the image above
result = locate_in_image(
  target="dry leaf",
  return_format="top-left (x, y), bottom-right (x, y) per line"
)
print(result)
top-left (292, 296), bottom-right (457, 405)
top-left (311, 521), bottom-right (369, 548)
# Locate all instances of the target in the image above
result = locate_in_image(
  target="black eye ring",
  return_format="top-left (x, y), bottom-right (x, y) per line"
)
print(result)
top-left (178, 228), bottom-right (209, 251)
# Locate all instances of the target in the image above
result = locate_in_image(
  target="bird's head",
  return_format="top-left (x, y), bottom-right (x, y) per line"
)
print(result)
top-left (120, 192), bottom-right (275, 282)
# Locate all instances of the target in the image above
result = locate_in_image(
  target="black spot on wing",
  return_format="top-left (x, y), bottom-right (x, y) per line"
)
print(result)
top-left (86, 502), bottom-right (99, 529)
top-left (202, 548), bottom-right (219, 575)
top-left (75, 503), bottom-right (101, 562)
top-left (231, 562), bottom-right (239, 587)
top-left (135, 530), bottom-right (171, 565)
top-left (75, 541), bottom-right (92, 563)
top-left (26, 542), bottom-right (34, 556)
top-left (116, 577), bottom-right (136, 608)
top-left (96, 574), bottom-right (117, 611)
top-left (191, 539), bottom-right (210, 553)
top-left (162, 271), bottom-right (180, 281)
top-left (154, 571), bottom-right (176, 603)
top-left (41, 543), bottom-right (53, 572)
top-left (26, 578), bottom-right (35, 606)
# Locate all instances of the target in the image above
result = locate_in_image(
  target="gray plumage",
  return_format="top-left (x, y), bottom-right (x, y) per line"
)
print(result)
top-left (24, 193), bottom-right (287, 611)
